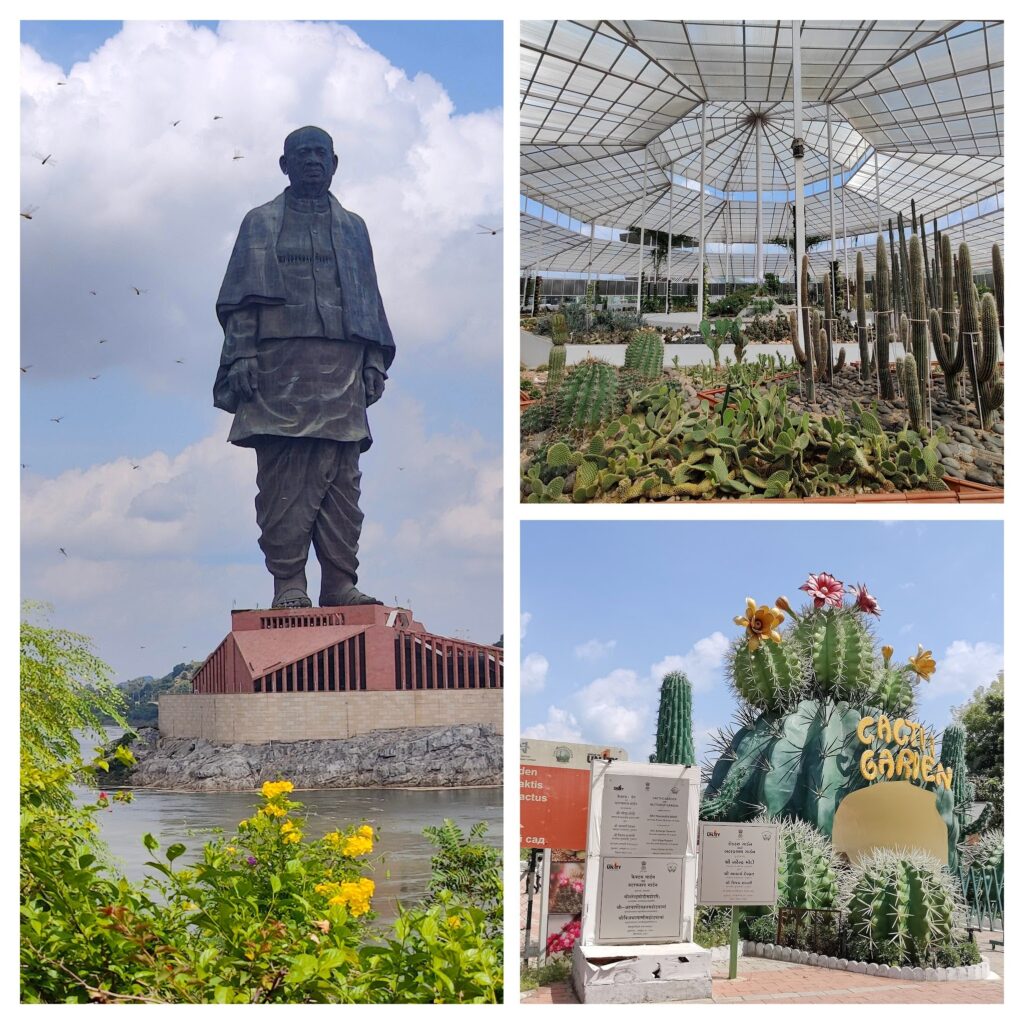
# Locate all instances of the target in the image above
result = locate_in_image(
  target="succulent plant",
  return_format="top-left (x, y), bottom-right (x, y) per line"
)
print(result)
top-left (550, 312), bottom-right (568, 346)
top-left (755, 815), bottom-right (840, 910)
top-left (700, 319), bottom-right (722, 367)
top-left (652, 671), bottom-right (695, 765)
top-left (903, 351), bottom-right (924, 434)
top-left (992, 243), bottom-right (1003, 330)
top-left (856, 253), bottom-right (869, 381)
top-left (556, 359), bottom-right (620, 432)
top-left (728, 631), bottom-right (805, 714)
top-left (623, 329), bottom-right (665, 380)
top-left (978, 293), bottom-right (1003, 428)
top-left (546, 345), bottom-right (566, 393)
top-left (908, 234), bottom-right (930, 403)
top-left (790, 606), bottom-right (877, 703)
top-left (960, 828), bottom-right (1003, 892)
top-left (841, 848), bottom-right (961, 963)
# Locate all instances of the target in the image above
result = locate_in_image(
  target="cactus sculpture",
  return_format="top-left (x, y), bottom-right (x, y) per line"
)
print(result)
top-left (875, 236), bottom-right (895, 399)
top-left (908, 235), bottom-right (930, 406)
top-left (546, 345), bottom-right (566, 394)
top-left (550, 312), bottom-right (569, 346)
top-left (652, 671), bottom-right (695, 765)
top-left (960, 829), bottom-right (1003, 910)
top-left (703, 577), bottom-right (959, 865)
top-left (992, 243), bottom-right (1004, 331)
top-left (624, 329), bottom-right (665, 380)
top-left (841, 849), bottom-right (961, 964)
top-left (556, 359), bottom-right (619, 431)
top-left (940, 723), bottom-right (975, 830)
top-left (903, 352), bottom-right (924, 433)
top-left (700, 319), bottom-right (722, 367)
top-left (755, 816), bottom-right (840, 910)
top-left (856, 252), bottom-right (870, 381)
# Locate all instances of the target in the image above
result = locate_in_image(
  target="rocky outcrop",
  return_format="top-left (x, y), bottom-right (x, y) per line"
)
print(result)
top-left (108, 724), bottom-right (502, 792)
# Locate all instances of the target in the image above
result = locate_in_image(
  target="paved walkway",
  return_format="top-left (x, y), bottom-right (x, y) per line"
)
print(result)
top-left (522, 932), bottom-right (1003, 1004)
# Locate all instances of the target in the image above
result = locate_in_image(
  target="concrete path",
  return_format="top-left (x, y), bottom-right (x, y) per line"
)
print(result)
top-left (522, 931), bottom-right (1004, 1005)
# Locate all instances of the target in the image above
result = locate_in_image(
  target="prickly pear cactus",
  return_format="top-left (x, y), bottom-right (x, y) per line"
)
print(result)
top-left (652, 671), bottom-right (695, 765)
top-left (841, 848), bottom-right (960, 963)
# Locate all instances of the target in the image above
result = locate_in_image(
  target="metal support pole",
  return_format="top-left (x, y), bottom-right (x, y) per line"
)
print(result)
top-left (792, 20), bottom-right (811, 396)
top-left (697, 103), bottom-right (707, 322)
top-left (960, 196), bottom-right (967, 241)
top-left (841, 162), bottom-right (850, 311)
top-left (755, 119), bottom-right (763, 286)
top-left (636, 148), bottom-right (648, 314)
top-left (539, 193), bottom-right (550, 309)
top-left (827, 103), bottom-right (837, 308)
top-left (729, 906), bottom-right (740, 979)
top-left (874, 151), bottom-right (881, 236)
top-left (666, 163), bottom-right (675, 313)
top-left (586, 217), bottom-right (596, 326)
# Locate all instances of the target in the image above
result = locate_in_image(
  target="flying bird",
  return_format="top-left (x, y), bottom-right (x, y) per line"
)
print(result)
top-left (170, 120), bottom-right (181, 127)
top-left (232, 150), bottom-right (245, 161)
top-left (21, 365), bottom-right (32, 373)
top-left (90, 375), bottom-right (101, 380)
top-left (20, 206), bottom-right (39, 220)
top-left (175, 358), bottom-right (185, 364)
top-left (131, 286), bottom-right (147, 295)
top-left (59, 547), bottom-right (68, 558)
top-left (98, 338), bottom-right (108, 344)
top-left (32, 152), bottom-right (56, 166)
top-left (476, 224), bottom-right (502, 235)
top-left (89, 290), bottom-right (97, 296)
top-left (50, 416), bottom-right (64, 423)
top-left (213, 114), bottom-right (223, 120)
top-left (21, 463), bottom-right (28, 469)
top-left (131, 463), bottom-right (140, 470)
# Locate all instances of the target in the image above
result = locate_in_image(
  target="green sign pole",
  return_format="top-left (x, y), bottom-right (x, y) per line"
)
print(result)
top-left (729, 906), bottom-right (740, 979)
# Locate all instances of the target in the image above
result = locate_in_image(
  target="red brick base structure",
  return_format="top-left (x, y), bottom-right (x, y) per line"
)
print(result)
top-left (191, 605), bottom-right (503, 696)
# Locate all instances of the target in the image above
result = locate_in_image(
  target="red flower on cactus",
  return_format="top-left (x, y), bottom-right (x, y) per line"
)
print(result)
top-left (799, 572), bottom-right (845, 609)
top-left (847, 582), bottom-right (881, 617)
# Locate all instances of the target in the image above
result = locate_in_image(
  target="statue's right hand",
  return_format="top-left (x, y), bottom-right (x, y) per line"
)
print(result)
top-left (226, 356), bottom-right (259, 401)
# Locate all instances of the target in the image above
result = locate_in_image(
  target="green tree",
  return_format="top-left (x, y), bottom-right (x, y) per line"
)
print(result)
top-left (954, 673), bottom-right (1003, 829)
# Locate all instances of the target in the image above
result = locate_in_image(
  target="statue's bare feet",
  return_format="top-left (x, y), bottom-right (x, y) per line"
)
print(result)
top-left (323, 586), bottom-right (382, 606)
top-left (272, 587), bottom-right (312, 609)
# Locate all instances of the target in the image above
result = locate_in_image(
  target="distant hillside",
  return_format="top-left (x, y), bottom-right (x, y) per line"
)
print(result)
top-left (110, 661), bottom-right (201, 727)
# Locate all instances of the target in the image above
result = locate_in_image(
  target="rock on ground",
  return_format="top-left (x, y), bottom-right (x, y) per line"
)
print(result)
top-left (109, 724), bottom-right (502, 792)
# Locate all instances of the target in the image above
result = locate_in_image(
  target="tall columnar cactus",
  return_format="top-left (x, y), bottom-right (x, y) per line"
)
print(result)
top-left (816, 329), bottom-right (829, 382)
top-left (791, 607), bottom-right (877, 702)
top-left (875, 236), bottom-right (895, 399)
top-left (897, 211), bottom-right (912, 315)
top-left (546, 345), bottom-right (566, 394)
top-left (978, 293), bottom-right (1003, 428)
top-left (652, 671), bottom-right (695, 765)
top-left (992, 243), bottom-right (1004, 331)
top-left (550, 312), bottom-right (568, 345)
top-left (856, 252), bottom-right (869, 381)
top-left (956, 243), bottom-right (982, 412)
top-left (841, 849), bottom-right (961, 964)
top-left (908, 234), bottom-right (930, 403)
top-left (934, 234), bottom-right (963, 402)
top-left (940, 723), bottom-right (974, 830)
top-left (903, 351), bottom-right (924, 433)
top-left (623, 329), bottom-right (665, 380)
top-left (556, 359), bottom-right (619, 431)
top-left (788, 310), bottom-right (807, 367)
top-left (919, 212), bottom-right (935, 310)
top-left (756, 816), bottom-right (840, 910)
top-left (532, 275), bottom-right (543, 317)
top-left (823, 269), bottom-right (835, 382)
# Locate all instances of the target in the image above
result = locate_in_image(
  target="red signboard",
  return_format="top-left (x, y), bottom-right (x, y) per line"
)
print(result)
top-left (520, 739), bottom-right (627, 850)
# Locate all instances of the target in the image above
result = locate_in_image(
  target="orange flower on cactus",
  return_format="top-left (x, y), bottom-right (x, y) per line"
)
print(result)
top-left (881, 645), bottom-right (894, 667)
top-left (734, 597), bottom-right (785, 651)
top-left (908, 645), bottom-right (936, 681)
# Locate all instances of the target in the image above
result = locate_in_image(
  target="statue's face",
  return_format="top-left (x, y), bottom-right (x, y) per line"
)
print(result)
top-left (279, 128), bottom-right (338, 194)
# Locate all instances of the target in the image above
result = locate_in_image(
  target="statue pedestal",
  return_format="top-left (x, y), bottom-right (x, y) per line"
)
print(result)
top-left (571, 942), bottom-right (712, 1003)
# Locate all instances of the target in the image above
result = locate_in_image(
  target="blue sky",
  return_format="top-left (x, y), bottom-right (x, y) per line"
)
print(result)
top-left (20, 20), bottom-right (502, 680)
top-left (521, 521), bottom-right (1003, 766)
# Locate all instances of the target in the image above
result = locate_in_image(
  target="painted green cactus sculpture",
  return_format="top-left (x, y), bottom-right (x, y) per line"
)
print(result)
top-left (755, 816), bottom-right (840, 910)
top-left (703, 575), bottom-right (960, 866)
top-left (842, 849), bottom-right (960, 963)
top-left (624, 329), bottom-right (665, 380)
top-left (652, 670), bottom-right (695, 765)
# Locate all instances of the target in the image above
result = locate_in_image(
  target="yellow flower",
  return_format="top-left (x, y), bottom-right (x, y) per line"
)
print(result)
top-left (323, 830), bottom-right (343, 847)
top-left (775, 596), bottom-right (798, 620)
top-left (261, 802), bottom-right (287, 818)
top-left (881, 645), bottom-right (894, 667)
top-left (280, 820), bottom-right (303, 844)
top-left (734, 597), bottom-right (785, 652)
top-left (908, 645), bottom-right (936, 681)
top-left (447, 915), bottom-right (462, 929)
top-left (226, 846), bottom-right (237, 855)
top-left (238, 819), bottom-right (248, 829)
top-left (341, 834), bottom-right (373, 858)
top-left (261, 780), bottom-right (294, 800)
top-left (357, 825), bottom-right (373, 839)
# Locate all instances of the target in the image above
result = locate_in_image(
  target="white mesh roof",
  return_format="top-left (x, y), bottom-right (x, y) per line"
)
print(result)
top-left (521, 20), bottom-right (1003, 280)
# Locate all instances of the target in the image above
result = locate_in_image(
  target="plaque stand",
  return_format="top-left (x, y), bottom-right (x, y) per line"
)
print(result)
top-left (571, 760), bottom-right (712, 1003)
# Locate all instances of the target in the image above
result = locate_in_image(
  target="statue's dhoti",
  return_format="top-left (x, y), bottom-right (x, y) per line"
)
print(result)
top-left (252, 436), bottom-right (363, 600)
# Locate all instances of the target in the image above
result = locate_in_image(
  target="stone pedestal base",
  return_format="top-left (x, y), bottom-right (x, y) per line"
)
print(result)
top-left (571, 942), bottom-right (712, 1003)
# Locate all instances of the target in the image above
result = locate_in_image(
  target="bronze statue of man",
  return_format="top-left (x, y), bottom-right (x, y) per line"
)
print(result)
top-left (213, 126), bottom-right (394, 609)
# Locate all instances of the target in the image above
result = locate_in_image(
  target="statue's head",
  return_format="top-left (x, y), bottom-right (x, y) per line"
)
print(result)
top-left (280, 126), bottom-right (338, 197)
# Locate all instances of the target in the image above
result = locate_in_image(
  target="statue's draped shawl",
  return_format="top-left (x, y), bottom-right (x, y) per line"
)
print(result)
top-left (213, 191), bottom-right (394, 415)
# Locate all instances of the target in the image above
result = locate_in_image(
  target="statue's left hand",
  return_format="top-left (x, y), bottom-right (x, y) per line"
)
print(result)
top-left (363, 367), bottom-right (386, 406)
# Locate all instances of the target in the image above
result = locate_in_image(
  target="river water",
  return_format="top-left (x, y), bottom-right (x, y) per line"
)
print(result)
top-left (74, 783), bottom-right (502, 924)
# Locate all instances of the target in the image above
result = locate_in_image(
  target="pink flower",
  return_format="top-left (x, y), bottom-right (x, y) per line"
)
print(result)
top-left (799, 572), bottom-right (845, 609)
top-left (847, 582), bottom-right (881, 617)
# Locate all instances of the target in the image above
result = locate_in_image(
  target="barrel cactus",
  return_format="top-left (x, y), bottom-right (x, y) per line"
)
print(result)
top-left (960, 829), bottom-right (1003, 907)
top-left (841, 848), bottom-right (961, 964)
top-left (703, 573), bottom-right (960, 867)
top-left (556, 359), bottom-right (619, 431)
top-left (755, 816), bottom-right (840, 910)
top-left (652, 671), bottom-right (695, 765)
top-left (623, 329), bottom-right (665, 380)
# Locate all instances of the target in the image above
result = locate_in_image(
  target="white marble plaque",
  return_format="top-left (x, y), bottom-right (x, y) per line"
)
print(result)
top-left (596, 856), bottom-right (685, 942)
top-left (697, 821), bottom-right (780, 906)
top-left (600, 774), bottom-right (688, 857)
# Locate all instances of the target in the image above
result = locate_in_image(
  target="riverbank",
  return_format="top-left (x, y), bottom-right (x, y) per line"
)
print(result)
top-left (107, 723), bottom-right (502, 792)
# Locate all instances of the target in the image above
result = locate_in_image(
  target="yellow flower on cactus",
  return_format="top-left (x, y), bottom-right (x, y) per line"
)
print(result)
top-left (775, 596), bottom-right (798, 621)
top-left (734, 597), bottom-right (785, 651)
top-left (908, 645), bottom-right (936, 681)
top-left (341, 833), bottom-right (373, 858)
top-left (881, 645), bottom-right (894, 667)
top-left (261, 780), bottom-right (294, 800)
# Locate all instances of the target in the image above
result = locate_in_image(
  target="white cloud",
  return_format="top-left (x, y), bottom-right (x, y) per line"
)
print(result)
top-left (930, 640), bottom-right (1003, 696)
top-left (521, 653), bottom-right (549, 695)
top-left (651, 632), bottom-right (730, 692)
top-left (522, 706), bottom-right (583, 743)
top-left (520, 612), bottom-right (532, 640)
top-left (575, 668), bottom-right (650, 746)
top-left (574, 638), bottom-right (616, 661)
